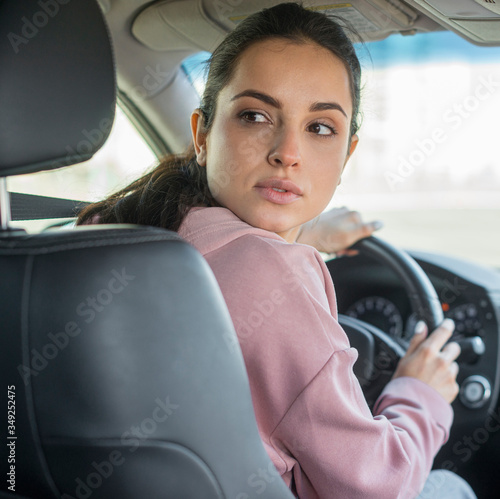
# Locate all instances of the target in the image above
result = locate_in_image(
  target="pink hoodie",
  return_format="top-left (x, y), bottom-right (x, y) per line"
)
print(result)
top-left (178, 206), bottom-right (453, 499)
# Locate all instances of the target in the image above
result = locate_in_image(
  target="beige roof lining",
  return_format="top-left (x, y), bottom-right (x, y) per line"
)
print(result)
top-left (405, 0), bottom-right (500, 45)
top-left (131, 0), bottom-right (500, 51)
top-left (133, 0), bottom-right (434, 50)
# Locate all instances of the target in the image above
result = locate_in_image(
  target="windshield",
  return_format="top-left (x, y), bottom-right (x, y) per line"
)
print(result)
top-left (337, 30), bottom-right (500, 269)
top-left (183, 32), bottom-right (500, 269)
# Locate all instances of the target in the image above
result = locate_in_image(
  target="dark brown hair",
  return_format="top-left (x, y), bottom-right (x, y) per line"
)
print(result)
top-left (78, 2), bottom-right (362, 230)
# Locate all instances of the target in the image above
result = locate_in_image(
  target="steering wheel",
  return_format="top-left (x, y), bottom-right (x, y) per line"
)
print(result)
top-left (337, 236), bottom-right (444, 407)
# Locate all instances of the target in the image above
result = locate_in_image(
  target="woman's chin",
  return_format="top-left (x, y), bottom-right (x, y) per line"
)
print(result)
top-left (251, 218), bottom-right (301, 242)
top-left (247, 216), bottom-right (293, 234)
top-left (226, 206), bottom-right (302, 240)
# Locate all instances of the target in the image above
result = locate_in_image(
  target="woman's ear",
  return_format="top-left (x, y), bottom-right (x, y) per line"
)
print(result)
top-left (338, 135), bottom-right (359, 186)
top-left (345, 134), bottom-right (359, 164)
top-left (190, 109), bottom-right (208, 166)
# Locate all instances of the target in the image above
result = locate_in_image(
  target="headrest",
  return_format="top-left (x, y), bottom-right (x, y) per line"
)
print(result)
top-left (0, 0), bottom-right (116, 177)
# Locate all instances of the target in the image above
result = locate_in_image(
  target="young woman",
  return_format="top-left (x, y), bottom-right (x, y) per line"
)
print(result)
top-left (79, 3), bottom-right (475, 498)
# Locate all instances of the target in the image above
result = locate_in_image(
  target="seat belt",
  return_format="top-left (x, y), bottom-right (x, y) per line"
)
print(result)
top-left (10, 192), bottom-right (90, 221)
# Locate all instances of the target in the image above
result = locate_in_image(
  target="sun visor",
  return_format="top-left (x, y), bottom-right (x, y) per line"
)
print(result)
top-left (202, 0), bottom-right (418, 38)
top-left (474, 0), bottom-right (500, 15)
top-left (132, 0), bottom-right (500, 52)
top-left (132, 1), bottom-right (227, 52)
top-left (454, 19), bottom-right (500, 42)
top-left (132, 0), bottom-right (424, 51)
top-left (405, 0), bottom-right (500, 44)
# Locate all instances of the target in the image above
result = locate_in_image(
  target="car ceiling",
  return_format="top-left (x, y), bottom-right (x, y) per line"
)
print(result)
top-left (98, 0), bottom-right (500, 154)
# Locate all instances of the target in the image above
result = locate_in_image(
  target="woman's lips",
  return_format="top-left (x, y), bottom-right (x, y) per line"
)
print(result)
top-left (254, 178), bottom-right (303, 205)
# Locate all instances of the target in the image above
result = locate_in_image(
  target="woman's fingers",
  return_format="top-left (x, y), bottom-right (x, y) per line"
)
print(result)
top-left (450, 361), bottom-right (459, 377)
top-left (422, 318), bottom-right (455, 353)
top-left (441, 341), bottom-right (461, 362)
top-left (405, 320), bottom-right (428, 355)
top-left (363, 220), bottom-right (384, 236)
top-left (394, 319), bottom-right (460, 403)
top-left (404, 319), bottom-right (456, 358)
top-left (296, 208), bottom-right (383, 253)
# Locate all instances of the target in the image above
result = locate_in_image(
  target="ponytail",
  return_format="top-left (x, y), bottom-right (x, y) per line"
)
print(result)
top-left (77, 146), bottom-right (217, 231)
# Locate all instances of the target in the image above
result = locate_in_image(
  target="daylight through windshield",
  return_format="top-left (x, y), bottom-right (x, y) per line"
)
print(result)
top-left (335, 31), bottom-right (500, 268)
top-left (184, 31), bottom-right (500, 268)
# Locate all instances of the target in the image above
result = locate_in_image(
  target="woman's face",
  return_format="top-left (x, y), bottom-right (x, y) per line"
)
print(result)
top-left (191, 38), bottom-right (358, 243)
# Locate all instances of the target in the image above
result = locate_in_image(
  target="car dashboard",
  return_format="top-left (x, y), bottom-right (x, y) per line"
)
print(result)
top-left (326, 249), bottom-right (500, 496)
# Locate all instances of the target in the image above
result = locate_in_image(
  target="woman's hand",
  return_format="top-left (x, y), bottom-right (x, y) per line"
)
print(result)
top-left (296, 207), bottom-right (383, 254)
top-left (392, 319), bottom-right (461, 404)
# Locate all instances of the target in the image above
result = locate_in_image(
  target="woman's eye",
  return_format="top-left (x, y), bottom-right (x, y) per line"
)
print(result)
top-left (308, 122), bottom-right (336, 136)
top-left (240, 111), bottom-right (268, 123)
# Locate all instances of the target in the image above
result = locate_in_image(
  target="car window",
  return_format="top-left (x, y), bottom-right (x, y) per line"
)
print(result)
top-left (184, 33), bottom-right (500, 269)
top-left (8, 106), bottom-right (157, 232)
top-left (340, 31), bottom-right (500, 269)
top-left (182, 51), bottom-right (211, 98)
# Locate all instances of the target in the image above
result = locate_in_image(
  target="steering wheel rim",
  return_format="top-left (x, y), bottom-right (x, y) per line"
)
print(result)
top-left (338, 236), bottom-right (444, 405)
top-left (351, 236), bottom-right (444, 331)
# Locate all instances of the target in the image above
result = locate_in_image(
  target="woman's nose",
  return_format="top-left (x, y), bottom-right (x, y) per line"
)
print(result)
top-left (267, 129), bottom-right (301, 168)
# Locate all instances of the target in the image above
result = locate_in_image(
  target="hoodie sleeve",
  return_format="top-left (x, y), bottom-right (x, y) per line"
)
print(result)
top-left (203, 232), bottom-right (453, 499)
top-left (272, 355), bottom-right (453, 499)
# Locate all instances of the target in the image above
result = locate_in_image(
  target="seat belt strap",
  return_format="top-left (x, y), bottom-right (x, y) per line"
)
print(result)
top-left (10, 192), bottom-right (89, 221)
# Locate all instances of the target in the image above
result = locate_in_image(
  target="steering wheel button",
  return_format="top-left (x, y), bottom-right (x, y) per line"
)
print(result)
top-left (460, 376), bottom-right (491, 409)
top-left (464, 382), bottom-right (483, 402)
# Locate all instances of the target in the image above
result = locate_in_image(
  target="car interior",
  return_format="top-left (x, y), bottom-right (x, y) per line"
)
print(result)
top-left (1, 0), bottom-right (500, 498)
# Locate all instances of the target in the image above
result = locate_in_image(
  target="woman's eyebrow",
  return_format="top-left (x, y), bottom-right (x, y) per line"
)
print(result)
top-left (310, 101), bottom-right (347, 118)
top-left (231, 89), bottom-right (348, 119)
top-left (231, 90), bottom-right (281, 108)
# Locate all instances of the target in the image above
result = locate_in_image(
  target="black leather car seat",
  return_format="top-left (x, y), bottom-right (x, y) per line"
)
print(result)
top-left (0, 1), bottom-right (294, 498)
